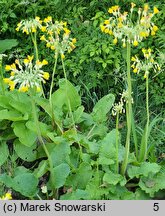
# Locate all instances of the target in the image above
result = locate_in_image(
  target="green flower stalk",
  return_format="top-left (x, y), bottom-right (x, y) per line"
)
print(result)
top-left (101, 3), bottom-right (159, 175)
top-left (131, 48), bottom-right (161, 162)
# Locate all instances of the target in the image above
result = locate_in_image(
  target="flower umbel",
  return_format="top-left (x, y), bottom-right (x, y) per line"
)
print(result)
top-left (16, 17), bottom-right (42, 34)
top-left (101, 4), bottom-right (159, 46)
top-left (4, 56), bottom-right (49, 92)
top-left (131, 48), bottom-right (161, 78)
top-left (40, 17), bottom-right (76, 57)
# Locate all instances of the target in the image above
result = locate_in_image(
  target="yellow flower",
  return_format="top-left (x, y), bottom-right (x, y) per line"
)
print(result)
top-left (27, 55), bottom-right (34, 61)
top-left (72, 38), bottom-right (77, 43)
top-left (9, 81), bottom-right (15, 91)
top-left (5, 65), bottom-right (11, 71)
top-left (5, 193), bottom-right (12, 200)
top-left (40, 35), bottom-right (46, 41)
top-left (153, 7), bottom-right (159, 14)
top-left (113, 38), bottom-right (118, 45)
top-left (10, 71), bottom-right (15, 76)
top-left (36, 86), bottom-right (41, 92)
top-left (3, 78), bottom-right (11, 84)
top-left (108, 29), bottom-right (113, 35)
top-left (19, 85), bottom-right (29, 92)
top-left (133, 40), bottom-right (138, 46)
top-left (44, 16), bottom-right (52, 23)
top-left (151, 31), bottom-right (156, 36)
top-left (42, 59), bottom-right (48, 65)
top-left (35, 16), bottom-right (40, 21)
top-left (144, 73), bottom-right (147, 79)
top-left (140, 31), bottom-right (147, 38)
top-left (24, 58), bottom-right (29, 64)
top-left (61, 53), bottom-right (65, 59)
top-left (148, 48), bottom-right (152, 53)
top-left (11, 63), bottom-right (16, 69)
top-left (63, 28), bottom-right (71, 35)
top-left (32, 27), bottom-right (36, 32)
top-left (118, 22), bottom-right (123, 28)
top-left (15, 59), bottom-right (20, 65)
top-left (152, 25), bottom-right (158, 32)
top-left (100, 24), bottom-right (106, 32)
top-left (104, 28), bottom-right (109, 34)
top-left (131, 56), bottom-right (136, 62)
top-left (144, 4), bottom-right (149, 11)
top-left (108, 8), bottom-right (113, 14)
top-left (42, 72), bottom-right (49, 80)
top-left (46, 42), bottom-right (51, 48)
top-left (133, 68), bottom-right (138, 73)
top-left (131, 2), bottom-right (136, 8)
top-left (41, 26), bottom-right (47, 32)
top-left (142, 48), bottom-right (146, 54)
top-left (51, 45), bottom-right (55, 50)
top-left (104, 20), bottom-right (110, 25)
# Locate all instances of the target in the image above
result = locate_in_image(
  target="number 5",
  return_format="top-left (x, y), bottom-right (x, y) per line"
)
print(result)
top-left (153, 203), bottom-right (159, 211)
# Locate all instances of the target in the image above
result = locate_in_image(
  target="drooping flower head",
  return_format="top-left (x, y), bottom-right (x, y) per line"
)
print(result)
top-left (100, 3), bottom-right (159, 47)
top-left (131, 48), bottom-right (161, 78)
top-left (16, 17), bottom-right (42, 34)
top-left (4, 56), bottom-right (49, 92)
top-left (40, 16), bottom-right (76, 59)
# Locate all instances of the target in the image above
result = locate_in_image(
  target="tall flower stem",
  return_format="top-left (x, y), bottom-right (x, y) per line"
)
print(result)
top-left (30, 92), bottom-right (56, 197)
top-left (139, 75), bottom-right (149, 161)
top-left (116, 112), bottom-right (119, 174)
top-left (121, 42), bottom-right (132, 175)
top-left (0, 55), bottom-right (5, 95)
top-left (49, 54), bottom-right (63, 134)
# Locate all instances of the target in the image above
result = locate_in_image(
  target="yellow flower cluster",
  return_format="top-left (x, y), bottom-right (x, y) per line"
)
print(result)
top-left (100, 3), bottom-right (159, 47)
top-left (4, 56), bottom-right (49, 92)
top-left (0, 192), bottom-right (12, 200)
top-left (16, 16), bottom-right (42, 34)
top-left (131, 48), bottom-right (160, 78)
top-left (39, 16), bottom-right (76, 59)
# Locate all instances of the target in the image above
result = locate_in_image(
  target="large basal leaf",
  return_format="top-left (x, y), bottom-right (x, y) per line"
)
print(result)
top-left (139, 171), bottom-right (165, 197)
top-left (0, 141), bottom-right (9, 166)
top-left (50, 141), bottom-right (71, 167)
top-left (0, 39), bottom-right (18, 53)
top-left (0, 109), bottom-right (28, 121)
top-left (51, 163), bottom-right (70, 189)
top-left (66, 162), bottom-right (92, 190)
top-left (0, 172), bottom-right (38, 198)
top-left (14, 139), bottom-right (37, 162)
top-left (127, 162), bottom-right (161, 179)
top-left (60, 189), bottom-right (89, 200)
top-left (103, 171), bottom-right (125, 186)
top-left (98, 129), bottom-right (117, 165)
top-left (52, 79), bottom-right (81, 111)
top-left (91, 93), bottom-right (115, 123)
top-left (12, 122), bottom-right (37, 146)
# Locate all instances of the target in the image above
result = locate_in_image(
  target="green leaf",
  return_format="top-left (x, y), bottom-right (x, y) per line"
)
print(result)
top-left (52, 79), bottom-right (81, 111)
top-left (14, 139), bottom-right (37, 162)
top-left (0, 141), bottom-right (9, 166)
top-left (51, 163), bottom-right (70, 188)
top-left (12, 122), bottom-right (37, 146)
top-left (91, 93), bottom-right (115, 123)
top-left (66, 162), bottom-right (92, 190)
top-left (0, 39), bottom-right (18, 53)
top-left (128, 162), bottom-right (161, 179)
top-left (60, 189), bottom-right (89, 200)
top-left (0, 109), bottom-right (28, 121)
top-left (0, 172), bottom-right (38, 198)
top-left (139, 171), bottom-right (165, 197)
top-left (50, 142), bottom-right (70, 167)
top-left (98, 129), bottom-right (117, 165)
top-left (103, 171), bottom-right (124, 185)
top-left (26, 121), bottom-right (52, 137)
top-left (33, 160), bottom-right (49, 178)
